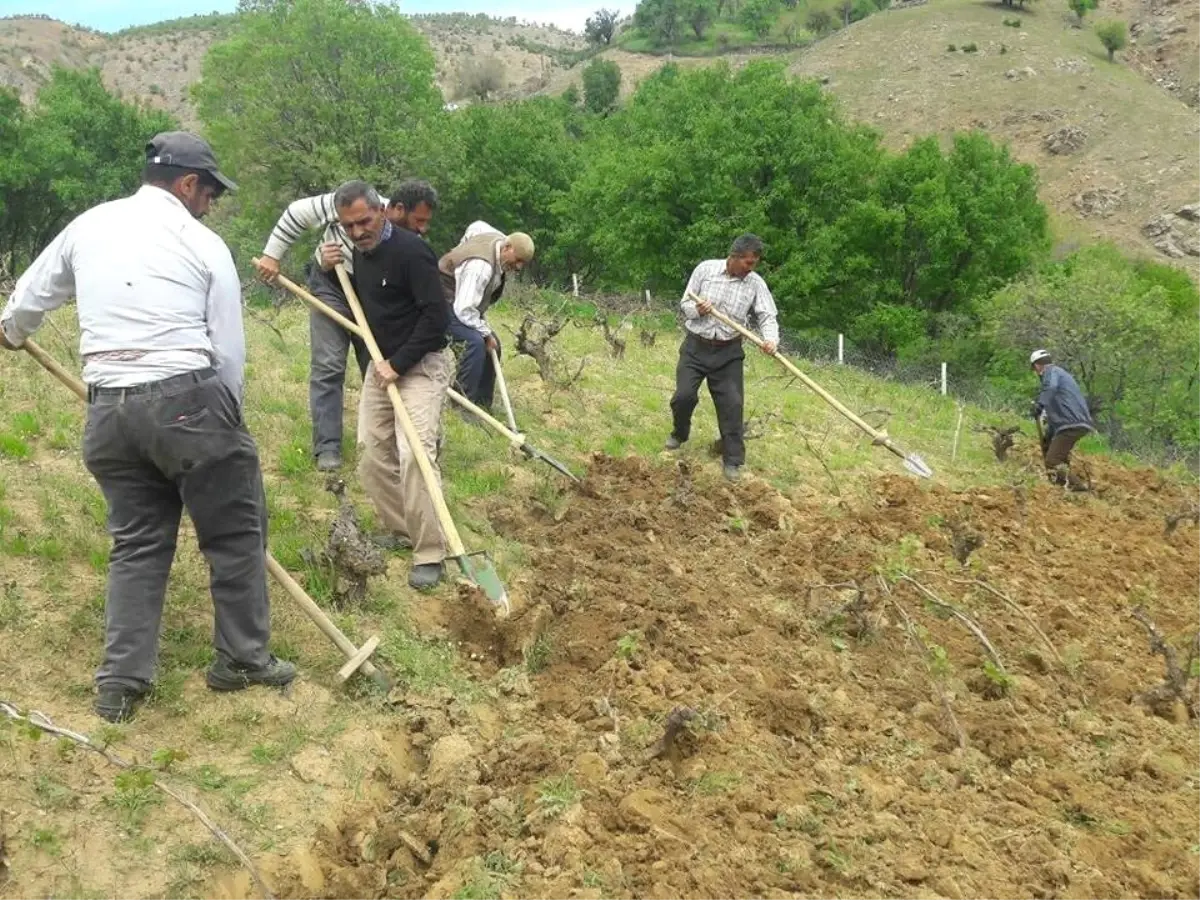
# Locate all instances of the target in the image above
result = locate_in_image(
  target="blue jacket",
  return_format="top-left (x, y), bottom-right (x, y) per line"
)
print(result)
top-left (1035, 365), bottom-right (1094, 436)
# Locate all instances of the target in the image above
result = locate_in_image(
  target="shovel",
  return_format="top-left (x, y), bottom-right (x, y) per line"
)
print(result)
top-left (16, 338), bottom-right (391, 691)
top-left (686, 290), bottom-right (934, 479)
top-left (332, 263), bottom-right (510, 616)
top-left (487, 345), bottom-right (520, 434)
top-left (264, 263), bottom-right (579, 484)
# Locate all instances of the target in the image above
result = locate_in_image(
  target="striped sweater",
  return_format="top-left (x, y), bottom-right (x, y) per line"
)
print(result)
top-left (260, 189), bottom-right (390, 276)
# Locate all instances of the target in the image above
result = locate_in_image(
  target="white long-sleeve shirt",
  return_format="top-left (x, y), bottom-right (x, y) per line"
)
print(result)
top-left (0, 185), bottom-right (247, 401)
top-left (261, 189), bottom-right (390, 276)
top-left (680, 259), bottom-right (780, 344)
top-left (451, 219), bottom-right (505, 337)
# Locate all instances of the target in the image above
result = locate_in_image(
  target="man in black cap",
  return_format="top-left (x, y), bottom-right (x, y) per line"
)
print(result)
top-left (0, 130), bottom-right (296, 723)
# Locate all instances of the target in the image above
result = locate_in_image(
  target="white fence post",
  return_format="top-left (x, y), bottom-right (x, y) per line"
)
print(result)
top-left (837, 333), bottom-right (844, 365)
top-left (572, 273), bottom-right (580, 298)
top-left (644, 289), bottom-right (652, 309)
top-left (940, 362), bottom-right (948, 396)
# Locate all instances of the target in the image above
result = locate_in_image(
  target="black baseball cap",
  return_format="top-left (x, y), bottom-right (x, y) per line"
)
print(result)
top-left (145, 131), bottom-right (238, 191)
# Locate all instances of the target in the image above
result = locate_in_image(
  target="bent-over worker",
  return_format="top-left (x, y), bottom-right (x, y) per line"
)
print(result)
top-left (254, 179), bottom-right (440, 471)
top-left (666, 234), bottom-right (779, 481)
top-left (439, 220), bottom-right (535, 413)
top-left (0, 131), bottom-right (296, 722)
top-left (1029, 349), bottom-right (1093, 490)
top-left (331, 181), bottom-right (453, 590)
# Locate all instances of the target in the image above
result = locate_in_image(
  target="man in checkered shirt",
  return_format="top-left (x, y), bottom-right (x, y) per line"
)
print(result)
top-left (665, 234), bottom-right (779, 481)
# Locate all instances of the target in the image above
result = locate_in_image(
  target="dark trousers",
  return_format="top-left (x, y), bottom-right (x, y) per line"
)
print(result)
top-left (448, 314), bottom-right (499, 410)
top-left (82, 368), bottom-right (272, 692)
top-left (670, 333), bottom-right (746, 467)
top-left (1043, 426), bottom-right (1088, 484)
top-left (306, 263), bottom-right (370, 457)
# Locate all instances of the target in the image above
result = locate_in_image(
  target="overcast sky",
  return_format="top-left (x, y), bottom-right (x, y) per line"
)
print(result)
top-left (0, 0), bottom-right (634, 34)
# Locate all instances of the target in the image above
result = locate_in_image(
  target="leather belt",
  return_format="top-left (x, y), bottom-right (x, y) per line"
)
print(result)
top-left (688, 332), bottom-right (741, 348)
top-left (86, 367), bottom-right (216, 403)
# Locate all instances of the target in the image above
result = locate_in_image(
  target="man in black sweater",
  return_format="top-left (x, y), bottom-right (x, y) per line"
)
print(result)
top-left (325, 180), bottom-right (452, 589)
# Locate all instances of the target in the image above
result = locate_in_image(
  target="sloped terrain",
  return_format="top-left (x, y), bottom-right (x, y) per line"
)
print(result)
top-left (250, 451), bottom-right (1199, 900)
top-left (0, 13), bottom-right (587, 127)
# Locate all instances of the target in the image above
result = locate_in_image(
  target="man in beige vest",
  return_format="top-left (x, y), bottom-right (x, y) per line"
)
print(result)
top-left (439, 220), bottom-right (535, 412)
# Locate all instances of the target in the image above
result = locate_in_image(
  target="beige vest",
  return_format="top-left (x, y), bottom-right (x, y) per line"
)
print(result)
top-left (438, 231), bottom-right (505, 304)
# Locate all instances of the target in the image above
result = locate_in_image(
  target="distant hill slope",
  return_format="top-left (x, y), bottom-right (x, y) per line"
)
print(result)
top-left (788, 0), bottom-right (1199, 270)
top-left (0, 12), bottom-right (588, 126)
top-left (544, 0), bottom-right (1199, 272)
top-left (0, 2), bottom-right (1195, 270)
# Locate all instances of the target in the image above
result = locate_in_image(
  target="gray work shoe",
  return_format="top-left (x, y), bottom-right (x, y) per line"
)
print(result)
top-left (206, 654), bottom-right (297, 692)
top-left (94, 685), bottom-right (147, 723)
top-left (316, 452), bottom-right (342, 472)
top-left (665, 435), bottom-right (683, 450)
top-left (372, 531), bottom-right (413, 551)
top-left (408, 562), bottom-right (444, 590)
top-left (723, 464), bottom-right (742, 482)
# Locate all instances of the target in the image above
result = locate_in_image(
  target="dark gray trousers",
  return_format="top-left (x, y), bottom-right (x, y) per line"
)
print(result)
top-left (669, 333), bottom-right (746, 467)
top-left (82, 368), bottom-right (272, 692)
top-left (306, 263), bottom-right (370, 458)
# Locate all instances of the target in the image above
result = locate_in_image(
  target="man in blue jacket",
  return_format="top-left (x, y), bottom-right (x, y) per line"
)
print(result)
top-left (1029, 349), bottom-right (1093, 489)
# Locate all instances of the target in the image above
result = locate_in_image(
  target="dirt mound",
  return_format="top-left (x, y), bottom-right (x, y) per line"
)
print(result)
top-left (254, 454), bottom-right (1199, 900)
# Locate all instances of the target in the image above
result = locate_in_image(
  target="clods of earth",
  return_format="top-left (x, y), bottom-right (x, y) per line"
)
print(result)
top-left (221, 452), bottom-right (1199, 900)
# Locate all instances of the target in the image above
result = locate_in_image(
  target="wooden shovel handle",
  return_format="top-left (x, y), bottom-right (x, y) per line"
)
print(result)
top-left (685, 290), bottom-right (902, 457)
top-left (332, 264), bottom-right (468, 558)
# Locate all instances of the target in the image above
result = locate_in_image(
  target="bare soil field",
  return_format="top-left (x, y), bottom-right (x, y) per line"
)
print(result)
top-left (237, 451), bottom-right (1198, 900)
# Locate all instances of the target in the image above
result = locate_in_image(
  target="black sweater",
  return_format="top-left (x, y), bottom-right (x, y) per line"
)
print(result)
top-left (352, 227), bottom-right (449, 375)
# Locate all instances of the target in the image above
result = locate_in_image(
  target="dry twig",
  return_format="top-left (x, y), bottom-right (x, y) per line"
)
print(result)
top-left (954, 578), bottom-right (1065, 670)
top-left (1130, 607), bottom-right (1199, 718)
top-left (1164, 505), bottom-right (1200, 538)
top-left (0, 701), bottom-right (274, 900)
top-left (899, 576), bottom-right (1006, 674)
top-left (882, 578), bottom-right (967, 751)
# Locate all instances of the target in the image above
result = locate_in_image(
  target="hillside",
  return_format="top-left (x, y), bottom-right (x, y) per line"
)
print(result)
top-left (546, 0), bottom-right (1200, 271)
top-left (1, 0), bottom-right (1196, 267)
top-left (0, 12), bottom-right (588, 125)
top-left (0, 291), bottom-right (1196, 899)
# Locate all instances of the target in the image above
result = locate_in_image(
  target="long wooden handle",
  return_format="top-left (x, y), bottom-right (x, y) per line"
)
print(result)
top-left (686, 290), bottom-right (903, 457)
top-left (24, 338), bottom-right (86, 401)
top-left (488, 346), bottom-right (519, 433)
top-left (263, 262), bottom-right (529, 451)
top-left (331, 263), bottom-right (468, 558)
top-left (265, 555), bottom-right (389, 688)
top-left (20, 338), bottom-right (389, 688)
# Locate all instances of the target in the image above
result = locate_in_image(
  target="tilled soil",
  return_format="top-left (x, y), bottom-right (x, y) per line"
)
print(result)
top-left (255, 453), bottom-right (1199, 900)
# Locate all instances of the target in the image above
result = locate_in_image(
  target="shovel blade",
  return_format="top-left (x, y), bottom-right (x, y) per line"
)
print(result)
top-left (457, 552), bottom-right (511, 617)
top-left (523, 444), bottom-right (580, 483)
top-left (903, 453), bottom-right (934, 479)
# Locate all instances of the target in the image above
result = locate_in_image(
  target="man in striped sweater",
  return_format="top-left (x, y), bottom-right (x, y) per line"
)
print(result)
top-left (254, 179), bottom-right (439, 471)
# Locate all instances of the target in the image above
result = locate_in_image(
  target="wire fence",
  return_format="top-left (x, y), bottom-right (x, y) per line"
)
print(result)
top-left (544, 276), bottom-right (1197, 472)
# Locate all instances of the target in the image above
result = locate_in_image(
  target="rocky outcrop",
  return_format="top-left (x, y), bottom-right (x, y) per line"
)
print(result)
top-left (1043, 125), bottom-right (1087, 155)
top-left (1142, 206), bottom-right (1200, 258)
top-left (1074, 186), bottom-right (1126, 218)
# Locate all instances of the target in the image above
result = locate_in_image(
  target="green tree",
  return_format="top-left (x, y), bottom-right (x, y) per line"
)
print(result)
top-left (555, 61), bottom-right (1048, 344)
top-left (0, 67), bottom-right (176, 270)
top-left (585, 7), bottom-right (621, 44)
top-left (582, 59), bottom-right (622, 114)
top-left (554, 61), bottom-right (885, 319)
top-left (1067, 0), bottom-right (1096, 23)
top-left (980, 243), bottom-right (1200, 453)
top-left (437, 98), bottom-right (585, 280)
top-left (806, 8), bottom-right (834, 33)
top-left (633, 0), bottom-right (683, 46)
top-left (192, 0), bottom-right (444, 245)
top-left (1095, 19), bottom-right (1127, 61)
top-left (682, 0), bottom-right (718, 38)
top-left (739, 0), bottom-right (780, 37)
